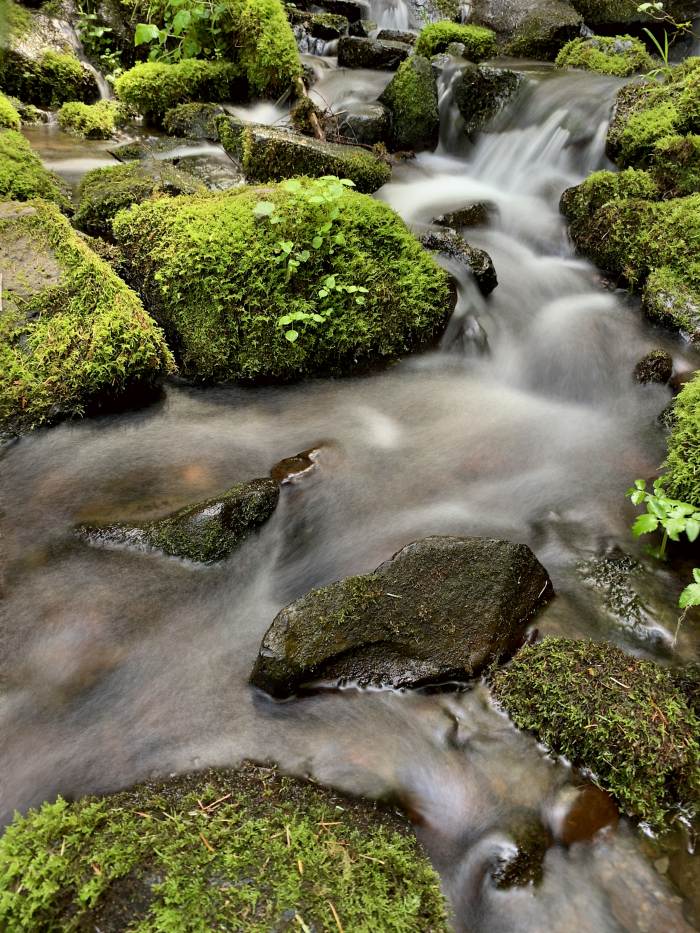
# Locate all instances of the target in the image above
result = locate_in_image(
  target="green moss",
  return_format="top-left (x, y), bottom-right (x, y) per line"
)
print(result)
top-left (491, 637), bottom-right (700, 828)
top-left (74, 161), bottom-right (204, 239)
top-left (114, 60), bottom-right (244, 124)
top-left (222, 0), bottom-right (301, 95)
top-left (379, 55), bottom-right (439, 152)
top-left (162, 102), bottom-right (223, 139)
top-left (414, 22), bottom-right (496, 61)
top-left (0, 200), bottom-right (174, 431)
top-left (0, 49), bottom-right (97, 108)
top-left (642, 266), bottom-right (700, 338)
top-left (664, 371), bottom-right (700, 507)
top-left (504, 2), bottom-right (582, 60)
top-left (112, 180), bottom-right (450, 382)
top-left (0, 91), bottom-right (20, 130)
top-left (555, 34), bottom-right (652, 76)
top-left (651, 134), bottom-right (700, 195)
top-left (57, 100), bottom-right (129, 139)
top-left (0, 764), bottom-right (448, 932)
top-left (0, 129), bottom-right (68, 208)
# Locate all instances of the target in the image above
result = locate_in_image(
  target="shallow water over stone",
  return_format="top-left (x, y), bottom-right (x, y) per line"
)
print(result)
top-left (4, 57), bottom-right (700, 930)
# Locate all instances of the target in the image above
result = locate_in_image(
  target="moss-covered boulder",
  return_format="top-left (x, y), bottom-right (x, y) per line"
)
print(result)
top-left (114, 60), bottom-right (245, 125)
top-left (287, 7), bottom-right (350, 40)
top-left (453, 63), bottom-right (521, 135)
top-left (379, 55), bottom-right (439, 152)
top-left (112, 178), bottom-right (450, 382)
top-left (57, 100), bottom-right (129, 139)
top-left (0, 129), bottom-right (68, 208)
top-left (642, 267), bottom-right (700, 341)
top-left (414, 21), bottom-right (496, 60)
top-left (74, 161), bottom-right (204, 239)
top-left (218, 116), bottom-right (391, 192)
top-left (0, 90), bottom-right (20, 129)
top-left (0, 38), bottom-right (98, 108)
top-left (162, 102), bottom-right (225, 140)
top-left (664, 371), bottom-right (700, 506)
top-left (632, 348), bottom-right (672, 385)
top-left (421, 228), bottom-right (498, 296)
top-left (502, 0), bottom-right (582, 59)
top-left (0, 764), bottom-right (449, 931)
top-left (555, 34), bottom-right (652, 76)
top-left (79, 477), bottom-right (279, 562)
top-left (651, 134), bottom-right (700, 196)
top-left (569, 0), bottom-right (694, 27)
top-left (219, 0), bottom-right (302, 95)
top-left (337, 35), bottom-right (411, 70)
top-left (251, 535), bottom-right (552, 697)
top-left (0, 201), bottom-right (174, 432)
top-left (491, 637), bottom-right (700, 828)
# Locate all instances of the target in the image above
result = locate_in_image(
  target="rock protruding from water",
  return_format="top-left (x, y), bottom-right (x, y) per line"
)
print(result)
top-left (434, 201), bottom-right (497, 229)
top-left (79, 478), bottom-right (279, 563)
top-left (453, 64), bottom-right (521, 135)
top-left (633, 349), bottom-right (673, 385)
top-left (421, 228), bottom-right (498, 296)
top-left (250, 535), bottom-right (553, 697)
top-left (380, 55), bottom-right (439, 152)
top-left (337, 36), bottom-right (411, 70)
top-left (336, 102), bottom-right (392, 146)
top-left (471, 0), bottom-right (582, 59)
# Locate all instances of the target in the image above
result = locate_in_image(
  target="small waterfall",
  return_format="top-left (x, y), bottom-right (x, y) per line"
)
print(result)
top-left (436, 57), bottom-right (468, 152)
top-left (293, 24), bottom-right (337, 57)
top-left (368, 0), bottom-right (411, 31)
top-left (50, 17), bottom-right (111, 99)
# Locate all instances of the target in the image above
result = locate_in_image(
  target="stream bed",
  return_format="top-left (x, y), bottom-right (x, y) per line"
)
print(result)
top-left (2, 43), bottom-right (699, 932)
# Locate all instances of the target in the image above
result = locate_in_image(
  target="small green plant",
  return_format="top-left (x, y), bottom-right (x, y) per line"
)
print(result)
top-left (77, 6), bottom-right (123, 80)
top-left (637, 2), bottom-right (695, 80)
top-left (135, 0), bottom-right (226, 62)
top-left (254, 176), bottom-right (368, 343)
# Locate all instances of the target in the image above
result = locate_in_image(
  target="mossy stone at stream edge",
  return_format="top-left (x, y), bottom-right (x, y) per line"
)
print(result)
top-left (0, 48), bottom-right (97, 109)
top-left (0, 763), bottom-right (449, 932)
top-left (57, 100), bottom-right (129, 140)
top-left (379, 55), bottom-right (439, 152)
top-left (0, 129), bottom-right (69, 209)
top-left (555, 34), bottom-right (652, 77)
top-left (491, 637), bottom-right (700, 829)
top-left (663, 370), bottom-right (700, 507)
top-left (414, 21), bottom-right (497, 60)
top-left (503, 1), bottom-right (582, 60)
top-left (162, 102), bottom-right (225, 140)
top-left (0, 91), bottom-right (20, 129)
top-left (78, 477), bottom-right (280, 563)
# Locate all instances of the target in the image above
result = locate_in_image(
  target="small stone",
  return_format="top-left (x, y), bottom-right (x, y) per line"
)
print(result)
top-left (633, 349), bottom-right (673, 385)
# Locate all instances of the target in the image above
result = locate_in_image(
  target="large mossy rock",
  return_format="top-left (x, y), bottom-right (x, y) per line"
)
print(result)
top-left (379, 55), bottom-right (439, 152)
top-left (453, 63), bottom-right (521, 134)
top-left (218, 116), bottom-right (391, 192)
top-left (79, 478), bottom-right (280, 562)
top-left (56, 100), bottom-right (128, 140)
top-left (0, 764), bottom-right (449, 931)
top-left (251, 535), bottom-right (553, 698)
top-left (74, 161), bottom-right (205, 239)
top-left (569, 0), bottom-right (694, 27)
top-left (664, 371), bottom-right (700, 507)
top-left (337, 36), bottom-right (411, 70)
top-left (0, 201), bottom-right (174, 432)
top-left (491, 637), bottom-right (700, 828)
top-left (112, 179), bottom-right (450, 382)
top-left (162, 102), bottom-right (226, 140)
top-left (0, 129), bottom-right (68, 208)
top-left (414, 21), bottom-right (497, 60)
top-left (555, 34), bottom-right (652, 76)
top-left (337, 102), bottom-right (392, 146)
top-left (497, 0), bottom-right (582, 59)
top-left (0, 90), bottom-right (20, 129)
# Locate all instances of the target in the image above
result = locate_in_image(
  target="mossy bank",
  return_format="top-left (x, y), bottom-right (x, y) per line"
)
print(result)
top-left (0, 764), bottom-right (449, 931)
top-left (0, 129), bottom-right (68, 208)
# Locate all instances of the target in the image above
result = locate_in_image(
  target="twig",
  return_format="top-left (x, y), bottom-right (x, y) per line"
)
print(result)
top-left (294, 76), bottom-right (325, 141)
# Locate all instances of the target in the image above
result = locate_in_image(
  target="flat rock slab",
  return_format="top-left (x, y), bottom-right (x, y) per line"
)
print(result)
top-left (251, 535), bottom-right (552, 697)
top-left (337, 36), bottom-right (411, 70)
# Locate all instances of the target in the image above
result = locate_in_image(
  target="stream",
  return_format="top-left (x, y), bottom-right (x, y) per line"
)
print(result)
top-left (2, 32), bottom-right (699, 933)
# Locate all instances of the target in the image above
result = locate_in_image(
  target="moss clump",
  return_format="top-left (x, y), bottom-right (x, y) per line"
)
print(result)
top-left (414, 22), bottom-right (496, 61)
top-left (0, 200), bottom-right (174, 432)
top-left (162, 101), bottom-right (224, 139)
top-left (114, 60), bottom-right (244, 124)
top-left (57, 100), bottom-right (129, 139)
top-left (379, 55), bottom-right (439, 152)
top-left (651, 134), bottom-right (700, 196)
top-left (642, 266), bottom-right (700, 339)
top-left (0, 129), bottom-right (69, 208)
top-left (663, 371), bottom-right (700, 506)
top-left (0, 91), bottom-right (20, 129)
top-left (222, 0), bottom-right (301, 95)
top-left (0, 764), bottom-right (448, 932)
top-left (112, 180), bottom-right (450, 382)
top-left (555, 34), bottom-right (652, 76)
top-left (491, 637), bottom-right (700, 828)
top-left (0, 49), bottom-right (97, 108)
top-left (74, 161), bottom-right (204, 239)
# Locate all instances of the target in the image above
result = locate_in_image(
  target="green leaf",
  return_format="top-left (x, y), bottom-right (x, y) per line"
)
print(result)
top-left (171, 9), bottom-right (192, 34)
top-left (279, 240), bottom-right (294, 254)
top-left (324, 275), bottom-right (336, 289)
top-left (278, 314), bottom-right (292, 326)
top-left (679, 582), bottom-right (700, 608)
top-left (134, 22), bottom-right (160, 44)
top-left (311, 314), bottom-right (325, 323)
top-left (693, 567), bottom-right (700, 584)
top-left (253, 201), bottom-right (275, 218)
top-left (282, 178), bottom-right (302, 192)
top-left (285, 330), bottom-right (299, 343)
top-left (334, 233), bottom-right (346, 246)
top-left (312, 236), bottom-right (323, 249)
top-left (685, 518), bottom-right (700, 542)
top-left (355, 296), bottom-right (366, 305)
top-left (318, 289), bottom-right (328, 298)
top-left (630, 490), bottom-right (646, 505)
top-left (663, 516), bottom-right (687, 540)
top-left (632, 513), bottom-right (659, 537)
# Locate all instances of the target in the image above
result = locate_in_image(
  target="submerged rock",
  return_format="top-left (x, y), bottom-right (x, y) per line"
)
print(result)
top-left (453, 64), bottom-right (521, 135)
top-left (162, 102), bottom-right (226, 140)
top-left (337, 36), bottom-right (411, 70)
top-left (250, 535), bottom-right (552, 697)
top-left (633, 349), bottom-right (673, 385)
top-left (79, 478), bottom-right (279, 563)
top-left (421, 228), bottom-right (498, 296)
top-left (379, 55), bottom-right (439, 152)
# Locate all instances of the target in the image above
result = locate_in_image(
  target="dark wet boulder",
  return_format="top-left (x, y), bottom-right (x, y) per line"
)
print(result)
top-left (292, 0), bottom-right (364, 21)
top-left (377, 29), bottom-right (416, 44)
top-left (173, 153), bottom-right (245, 191)
top-left (337, 102), bottom-right (392, 146)
top-left (217, 115), bottom-right (391, 192)
top-left (433, 200), bottom-right (497, 228)
top-left (250, 535), bottom-right (552, 697)
top-left (78, 478), bottom-right (279, 563)
top-left (287, 8), bottom-right (350, 39)
top-left (380, 55), bottom-right (439, 152)
top-left (162, 103), bottom-right (226, 140)
top-left (421, 228), bottom-right (497, 296)
top-left (569, 0), bottom-right (694, 28)
top-left (484, 0), bottom-right (582, 59)
top-left (453, 64), bottom-right (521, 135)
top-left (337, 36), bottom-right (411, 70)
top-left (491, 637), bottom-right (700, 828)
top-left (633, 349), bottom-right (673, 385)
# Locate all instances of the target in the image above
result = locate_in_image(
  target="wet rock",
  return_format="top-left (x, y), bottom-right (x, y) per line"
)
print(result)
top-left (250, 535), bottom-right (553, 697)
top-left (491, 813), bottom-right (550, 887)
top-left (162, 103), bottom-right (226, 140)
top-left (337, 36), bottom-right (411, 70)
top-left (380, 55), bottom-right (439, 152)
top-left (287, 8), bottom-right (349, 39)
top-left (642, 269), bottom-right (700, 344)
top-left (336, 102), bottom-right (392, 146)
top-left (548, 784), bottom-right (619, 845)
top-left (0, 129), bottom-right (70, 209)
top-left (78, 478), bottom-right (280, 563)
top-left (421, 228), bottom-right (498, 296)
top-left (569, 0), bottom-right (694, 28)
top-left (109, 137), bottom-right (191, 162)
top-left (292, 0), bottom-right (365, 21)
top-left (217, 115), bottom-right (391, 193)
top-left (477, 0), bottom-right (582, 60)
top-left (433, 200), bottom-right (497, 228)
top-left (173, 154), bottom-right (244, 191)
top-left (453, 64), bottom-right (521, 135)
top-left (633, 349), bottom-right (673, 385)
top-left (555, 35), bottom-right (652, 77)
top-left (376, 29), bottom-right (416, 44)
top-left (270, 447), bottom-right (321, 483)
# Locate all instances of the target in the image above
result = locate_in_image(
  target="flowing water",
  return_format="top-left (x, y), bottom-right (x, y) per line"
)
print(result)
top-left (3, 50), bottom-right (700, 931)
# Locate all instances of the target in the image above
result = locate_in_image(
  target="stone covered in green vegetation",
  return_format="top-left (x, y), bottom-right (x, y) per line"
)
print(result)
top-left (74, 160), bottom-right (204, 239)
top-left (0, 129), bottom-right (68, 208)
top-left (503, 1), bottom-right (582, 60)
top-left (0, 48), bottom-right (98, 109)
top-left (454, 64), bottom-right (521, 134)
top-left (0, 90), bottom-right (20, 129)
top-left (162, 102), bottom-right (225, 140)
top-left (0, 201), bottom-right (174, 432)
top-left (664, 371), bottom-right (700, 506)
top-left (114, 60), bottom-right (244, 124)
top-left (80, 477), bottom-right (279, 562)
top-left (569, 0), bottom-right (693, 26)
top-left (251, 535), bottom-right (552, 697)
top-left (555, 34), bottom-right (652, 76)
top-left (491, 637), bottom-right (700, 828)
top-left (0, 764), bottom-right (449, 931)
top-left (218, 116), bottom-right (391, 192)
top-left (286, 6), bottom-right (349, 39)
top-left (414, 21), bottom-right (496, 60)
top-left (642, 266), bottom-right (700, 340)
top-left (651, 134), bottom-right (700, 196)
top-left (113, 180), bottom-right (449, 383)
top-left (337, 36), bottom-right (411, 70)
top-left (379, 55), bottom-right (439, 152)
top-left (220, 0), bottom-right (302, 95)
top-left (57, 100), bottom-right (129, 139)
